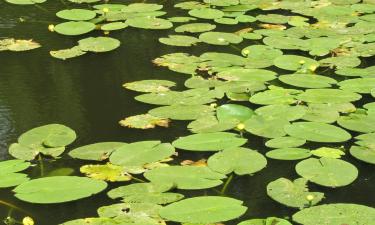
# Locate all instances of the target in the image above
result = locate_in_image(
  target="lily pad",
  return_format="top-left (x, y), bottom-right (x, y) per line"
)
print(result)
top-left (244, 116), bottom-right (290, 138)
top-left (297, 89), bottom-right (362, 104)
top-left (238, 218), bottom-right (292, 225)
top-left (50, 46), bottom-right (87, 60)
top-left (350, 145), bottom-right (375, 164)
top-left (279, 74), bottom-right (337, 88)
top-left (265, 137), bottom-right (306, 148)
top-left (0, 160), bottom-right (31, 188)
top-left (78, 37), bottom-right (120, 52)
top-left (123, 80), bottom-right (175, 93)
top-left (216, 104), bottom-right (254, 123)
top-left (119, 114), bottom-right (169, 129)
top-left (56, 9), bottom-right (96, 21)
top-left (101, 22), bottom-right (128, 31)
top-left (266, 148), bottom-right (312, 160)
top-left (311, 147), bottom-right (345, 159)
top-left (5, 0), bottom-right (46, 4)
top-left (159, 35), bottom-right (200, 47)
top-left (126, 17), bottom-right (173, 30)
top-left (199, 32), bottom-right (243, 45)
top-left (68, 142), bottom-right (127, 161)
top-left (144, 166), bottom-right (225, 190)
top-left (274, 55), bottom-right (319, 71)
top-left (285, 122), bottom-right (352, 143)
top-left (338, 113), bottom-right (375, 133)
top-left (267, 178), bottom-right (324, 208)
top-left (172, 132), bottom-right (246, 151)
top-left (175, 23), bottom-right (216, 33)
top-left (339, 78), bottom-right (375, 93)
top-left (159, 196), bottom-right (247, 223)
top-left (149, 105), bottom-right (215, 120)
top-left (292, 204), bottom-right (375, 225)
top-left (295, 158), bottom-right (358, 187)
top-left (80, 163), bottom-right (132, 182)
top-left (54, 21), bottom-right (95, 35)
top-left (207, 147), bottom-right (267, 175)
top-left (13, 176), bottom-right (107, 203)
top-left (188, 8), bottom-right (224, 19)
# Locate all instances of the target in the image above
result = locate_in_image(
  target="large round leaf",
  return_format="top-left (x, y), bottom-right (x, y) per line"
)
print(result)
top-left (284, 122), bottom-right (351, 143)
top-left (266, 148), bottom-right (311, 160)
top-left (199, 32), bottom-right (243, 45)
top-left (337, 113), bottom-right (375, 133)
top-left (293, 204), bottom-right (375, 225)
top-left (188, 8), bottom-right (224, 19)
top-left (297, 89), bottom-right (362, 104)
top-left (13, 176), bottom-right (107, 203)
top-left (274, 55), bottom-right (319, 71)
top-left (244, 116), bottom-right (289, 138)
top-left (54, 21), bottom-right (95, 35)
top-left (78, 37), bottom-right (120, 52)
top-left (159, 196), bottom-right (247, 223)
top-left (350, 145), bottom-right (375, 164)
top-left (172, 132), bottom-right (246, 151)
top-left (208, 147), bottom-right (267, 175)
top-left (216, 104), bottom-right (254, 123)
top-left (69, 142), bottom-right (127, 161)
top-left (338, 78), bottom-right (375, 93)
top-left (144, 166), bottom-right (225, 190)
top-left (238, 218), bottom-right (292, 225)
top-left (126, 17), bottom-right (172, 30)
top-left (265, 137), bottom-right (306, 148)
top-left (295, 158), bottom-right (358, 187)
top-left (279, 74), bottom-right (337, 88)
top-left (56, 9), bottom-right (96, 21)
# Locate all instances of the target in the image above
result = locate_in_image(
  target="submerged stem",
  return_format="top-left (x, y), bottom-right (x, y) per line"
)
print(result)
top-left (38, 154), bottom-right (44, 177)
top-left (131, 176), bottom-right (146, 183)
top-left (0, 200), bottom-right (30, 215)
top-left (220, 173), bottom-right (234, 195)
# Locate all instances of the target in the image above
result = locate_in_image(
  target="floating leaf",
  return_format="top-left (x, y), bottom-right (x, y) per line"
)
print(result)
top-left (301, 104), bottom-right (340, 123)
top-left (149, 105), bottom-right (215, 120)
top-left (274, 55), bottom-right (319, 71)
top-left (123, 80), bottom-right (175, 93)
top-left (126, 17), bottom-right (173, 30)
top-left (338, 113), bottom-right (375, 133)
top-left (13, 176), bottom-right (107, 203)
top-left (255, 105), bottom-right (306, 121)
top-left (0, 39), bottom-right (41, 51)
top-left (107, 183), bottom-right (184, 204)
top-left (78, 37), bottom-right (120, 52)
top-left (311, 147), bottom-right (345, 159)
top-left (339, 78), bottom-right (375, 93)
top-left (266, 148), bottom-right (311, 160)
top-left (172, 132), bottom-right (246, 151)
top-left (199, 32), bottom-right (243, 45)
top-left (267, 178), bottom-right (324, 208)
top-left (101, 22), bottom-right (128, 31)
top-left (159, 35), bottom-right (201, 47)
top-left (238, 218), bottom-right (292, 225)
top-left (279, 74), bottom-right (337, 89)
top-left (175, 23), bottom-right (216, 33)
top-left (297, 89), bottom-right (362, 104)
top-left (5, 0), bottom-right (46, 5)
top-left (295, 158), bottom-right (358, 187)
top-left (144, 166), bottom-right (225, 190)
top-left (207, 147), bottom-right (267, 175)
top-left (60, 217), bottom-right (126, 225)
top-left (285, 122), bottom-right (351, 143)
top-left (188, 8), bottom-right (224, 19)
top-left (292, 204), bottom-right (375, 225)
top-left (350, 145), bottom-right (375, 164)
top-left (216, 104), bottom-right (254, 123)
top-left (56, 9), bottom-right (96, 21)
top-left (187, 115), bottom-right (237, 133)
top-left (159, 196), bottom-right (247, 223)
top-left (244, 116), bottom-right (289, 138)
top-left (119, 114), bottom-right (169, 129)
top-left (54, 21), bottom-right (95, 35)
top-left (69, 142), bottom-right (127, 161)
top-left (109, 141), bottom-right (175, 167)
top-left (0, 160), bottom-right (30, 188)
top-left (50, 46), bottom-right (87, 60)
top-left (249, 88), bottom-right (301, 105)
top-left (265, 137), bottom-right (306, 148)
top-left (80, 163), bottom-right (132, 182)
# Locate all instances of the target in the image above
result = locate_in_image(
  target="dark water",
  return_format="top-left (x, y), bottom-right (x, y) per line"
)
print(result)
top-left (0, 1), bottom-right (374, 224)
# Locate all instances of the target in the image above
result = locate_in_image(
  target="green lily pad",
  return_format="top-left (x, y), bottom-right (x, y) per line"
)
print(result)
top-left (68, 142), bottom-right (127, 161)
top-left (244, 115), bottom-right (290, 138)
top-left (338, 78), bottom-right (375, 93)
top-left (350, 145), bottom-right (375, 164)
top-left (265, 137), bottom-right (306, 148)
top-left (123, 80), bottom-right (175, 93)
top-left (274, 55), bottom-right (319, 71)
top-left (80, 163), bottom-right (131, 182)
top-left (5, 0), bottom-right (46, 5)
top-left (13, 176), bottom-right (107, 203)
top-left (0, 160), bottom-right (31, 188)
top-left (78, 37), bottom-right (120, 52)
top-left (0, 173), bottom-right (30, 188)
top-left (199, 32), bottom-right (243, 45)
top-left (101, 22), bottom-right (128, 31)
top-left (255, 105), bottom-right (307, 121)
top-left (266, 148), bottom-right (312, 160)
top-left (126, 17), bottom-right (173, 30)
top-left (208, 147), bottom-right (267, 175)
top-left (188, 8), bottom-right (224, 19)
top-left (267, 178), bottom-right (324, 208)
top-left (187, 115), bottom-right (237, 133)
top-left (295, 158), bottom-right (358, 187)
top-left (159, 196), bottom-right (247, 223)
top-left (50, 46), bottom-right (87, 60)
top-left (119, 114), bottom-right (169, 129)
top-left (301, 104), bottom-right (340, 123)
top-left (338, 113), bottom-right (375, 133)
top-left (60, 218), bottom-right (126, 225)
top-left (56, 9), bottom-right (96, 21)
top-left (297, 89), bottom-right (362, 104)
top-left (144, 166), bottom-right (225, 190)
top-left (217, 68), bottom-right (276, 82)
top-left (9, 143), bottom-right (65, 161)
top-left (292, 204), bottom-right (375, 225)
top-left (172, 132), bottom-right (246, 151)
top-left (107, 183), bottom-right (184, 204)
top-left (311, 147), bottom-right (345, 159)
top-left (285, 122), bottom-right (352, 143)
top-left (159, 35), bottom-right (200, 47)
top-left (54, 21), bottom-right (95, 35)
top-left (279, 74), bottom-right (337, 88)
top-left (216, 104), bottom-right (254, 123)
top-left (238, 218), bottom-right (292, 225)
top-left (109, 141), bottom-right (175, 167)
top-left (249, 88), bottom-right (301, 105)
top-left (175, 23), bottom-right (216, 33)
top-left (122, 3), bottom-right (163, 13)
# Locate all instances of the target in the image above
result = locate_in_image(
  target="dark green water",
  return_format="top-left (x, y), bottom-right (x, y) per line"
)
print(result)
top-left (0, 1), bottom-right (374, 224)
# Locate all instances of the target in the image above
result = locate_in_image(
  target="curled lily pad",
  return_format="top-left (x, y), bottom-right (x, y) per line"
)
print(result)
top-left (68, 142), bottom-right (127, 161)
top-left (172, 132), bottom-right (246, 151)
top-left (13, 176), bottom-right (107, 203)
top-left (208, 147), bottom-right (267, 175)
top-left (159, 196), bottom-right (247, 223)
top-left (266, 148), bottom-right (312, 160)
top-left (78, 37), bottom-right (120, 52)
top-left (285, 122), bottom-right (352, 143)
top-left (295, 158), bottom-right (358, 187)
top-left (119, 114), bottom-right (169, 129)
top-left (292, 204), bottom-right (375, 225)
top-left (267, 178), bottom-right (324, 208)
top-left (56, 9), bottom-right (96, 21)
top-left (199, 32), bottom-right (243, 45)
top-left (144, 166), bottom-right (225, 190)
top-left (50, 46), bottom-right (86, 60)
top-left (54, 21), bottom-right (95, 35)
top-left (80, 163), bottom-right (132, 182)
